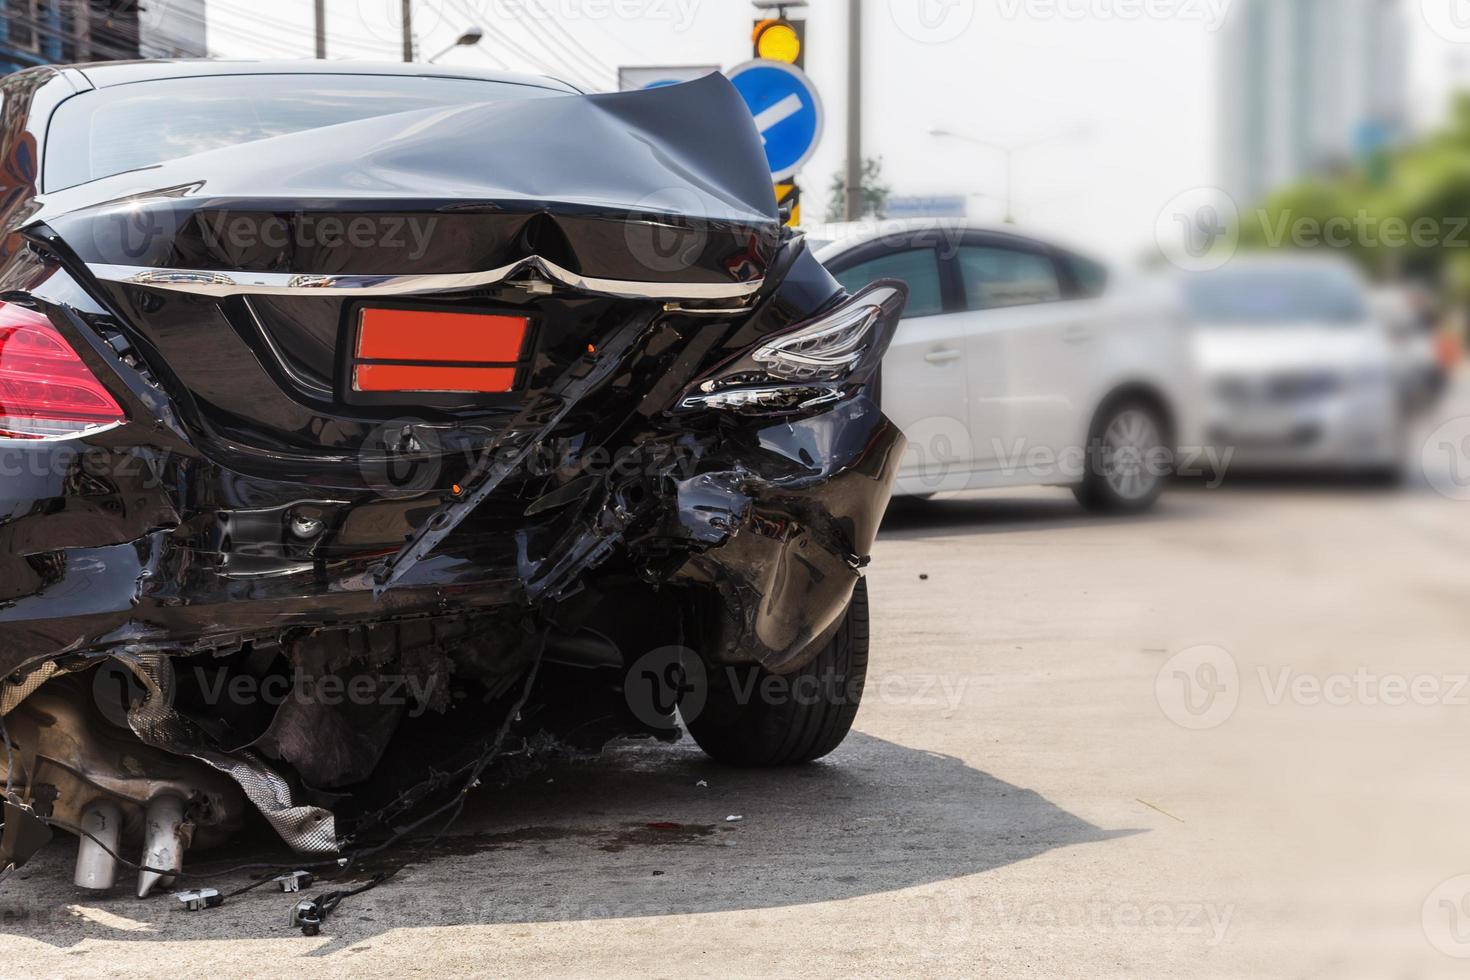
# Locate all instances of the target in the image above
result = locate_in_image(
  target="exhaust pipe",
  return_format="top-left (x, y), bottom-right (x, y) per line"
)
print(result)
top-left (73, 799), bottom-right (122, 891)
top-left (136, 794), bottom-right (185, 899)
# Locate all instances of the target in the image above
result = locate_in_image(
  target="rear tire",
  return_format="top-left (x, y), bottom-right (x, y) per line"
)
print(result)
top-left (1074, 398), bottom-right (1172, 514)
top-left (686, 579), bottom-right (869, 767)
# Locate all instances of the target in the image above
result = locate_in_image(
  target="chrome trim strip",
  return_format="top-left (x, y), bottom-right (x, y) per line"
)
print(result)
top-left (87, 255), bottom-right (764, 301)
top-left (240, 298), bottom-right (335, 400)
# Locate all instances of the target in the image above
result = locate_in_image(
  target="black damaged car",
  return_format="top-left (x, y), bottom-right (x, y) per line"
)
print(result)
top-left (0, 61), bottom-right (906, 900)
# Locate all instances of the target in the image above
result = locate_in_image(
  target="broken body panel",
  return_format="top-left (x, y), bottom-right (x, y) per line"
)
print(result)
top-left (0, 63), bottom-right (905, 889)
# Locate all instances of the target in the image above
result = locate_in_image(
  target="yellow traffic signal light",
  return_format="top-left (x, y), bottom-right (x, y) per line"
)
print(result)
top-left (753, 18), bottom-right (803, 66)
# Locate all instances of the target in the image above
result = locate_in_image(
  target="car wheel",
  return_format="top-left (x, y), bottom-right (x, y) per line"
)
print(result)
top-left (686, 579), bottom-right (869, 767)
top-left (1074, 399), bottom-right (1171, 514)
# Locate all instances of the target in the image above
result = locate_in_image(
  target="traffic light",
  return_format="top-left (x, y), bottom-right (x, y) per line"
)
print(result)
top-left (775, 182), bottom-right (801, 227)
top-left (753, 17), bottom-right (804, 69)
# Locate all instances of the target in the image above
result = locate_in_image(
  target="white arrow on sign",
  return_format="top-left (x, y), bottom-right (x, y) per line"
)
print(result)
top-left (752, 93), bottom-right (804, 145)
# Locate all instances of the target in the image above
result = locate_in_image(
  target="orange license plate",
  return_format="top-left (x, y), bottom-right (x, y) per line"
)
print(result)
top-left (351, 308), bottom-right (529, 393)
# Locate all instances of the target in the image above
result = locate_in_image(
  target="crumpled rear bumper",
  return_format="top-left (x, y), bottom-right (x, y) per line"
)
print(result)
top-left (0, 391), bottom-right (903, 679)
top-left (669, 394), bottom-right (904, 672)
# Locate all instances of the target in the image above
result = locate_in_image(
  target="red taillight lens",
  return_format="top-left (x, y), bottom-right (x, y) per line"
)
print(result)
top-left (0, 303), bottom-right (124, 439)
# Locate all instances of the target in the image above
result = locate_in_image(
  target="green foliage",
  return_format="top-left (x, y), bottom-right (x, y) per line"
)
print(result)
top-left (825, 157), bottom-right (891, 223)
top-left (1240, 93), bottom-right (1470, 295)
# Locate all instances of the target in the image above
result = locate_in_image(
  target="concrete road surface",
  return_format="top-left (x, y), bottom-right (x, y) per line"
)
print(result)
top-left (4, 380), bottom-right (1470, 978)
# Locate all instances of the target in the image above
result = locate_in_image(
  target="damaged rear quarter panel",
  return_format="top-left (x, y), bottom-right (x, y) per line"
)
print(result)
top-left (670, 395), bottom-right (905, 674)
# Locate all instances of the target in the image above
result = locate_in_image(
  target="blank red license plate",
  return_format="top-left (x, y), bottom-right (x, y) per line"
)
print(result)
top-left (351, 308), bottom-right (528, 393)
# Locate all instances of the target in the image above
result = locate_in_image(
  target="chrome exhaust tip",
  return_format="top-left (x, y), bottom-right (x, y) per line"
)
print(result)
top-left (136, 794), bottom-right (185, 899)
top-left (73, 799), bottom-right (122, 891)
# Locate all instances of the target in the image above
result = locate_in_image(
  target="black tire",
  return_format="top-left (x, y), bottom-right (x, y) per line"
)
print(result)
top-left (1074, 397), bottom-right (1172, 514)
top-left (686, 578), bottom-right (869, 767)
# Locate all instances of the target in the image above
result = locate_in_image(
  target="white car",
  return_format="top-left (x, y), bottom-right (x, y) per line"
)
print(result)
top-left (1181, 256), bottom-right (1408, 478)
top-left (812, 220), bottom-right (1193, 512)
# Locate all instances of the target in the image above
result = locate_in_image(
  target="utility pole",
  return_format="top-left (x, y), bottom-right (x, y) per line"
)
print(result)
top-left (314, 0), bottom-right (326, 59)
top-left (844, 0), bottom-right (863, 221)
top-left (401, 0), bottom-right (414, 62)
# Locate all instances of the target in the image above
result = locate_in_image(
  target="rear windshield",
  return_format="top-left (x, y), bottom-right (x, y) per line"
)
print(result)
top-left (45, 73), bottom-right (569, 191)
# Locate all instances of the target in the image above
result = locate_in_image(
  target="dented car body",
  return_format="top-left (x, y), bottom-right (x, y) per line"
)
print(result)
top-left (0, 62), bottom-right (905, 895)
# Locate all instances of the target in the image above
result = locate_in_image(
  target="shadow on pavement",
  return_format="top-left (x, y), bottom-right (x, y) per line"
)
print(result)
top-left (878, 490), bottom-right (1207, 539)
top-left (0, 733), bottom-right (1136, 950)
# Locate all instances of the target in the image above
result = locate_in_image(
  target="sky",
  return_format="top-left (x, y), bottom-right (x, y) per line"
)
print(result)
top-left (200, 0), bottom-right (1469, 263)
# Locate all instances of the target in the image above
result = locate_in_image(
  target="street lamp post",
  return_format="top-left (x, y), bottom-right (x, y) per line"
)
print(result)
top-left (429, 26), bottom-right (485, 64)
top-left (929, 126), bottom-right (1088, 224)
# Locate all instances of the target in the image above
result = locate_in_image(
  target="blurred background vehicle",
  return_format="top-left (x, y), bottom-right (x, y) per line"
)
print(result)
top-left (812, 219), bottom-right (1192, 512)
top-left (1179, 255), bottom-right (1411, 480)
top-left (1372, 283), bottom-right (1452, 416)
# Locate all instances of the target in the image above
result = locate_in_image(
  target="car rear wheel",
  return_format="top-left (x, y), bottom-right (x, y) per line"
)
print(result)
top-left (1074, 399), bottom-right (1171, 513)
top-left (686, 579), bottom-right (869, 767)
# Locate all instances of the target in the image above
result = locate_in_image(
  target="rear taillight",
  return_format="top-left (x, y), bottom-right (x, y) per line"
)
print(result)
top-left (679, 281), bottom-right (908, 416)
top-left (0, 302), bottom-right (124, 440)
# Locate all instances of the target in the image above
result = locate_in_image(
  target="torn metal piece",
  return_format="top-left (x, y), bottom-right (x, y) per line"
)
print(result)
top-left (120, 655), bottom-right (338, 856)
top-left (0, 62), bottom-right (907, 881)
top-left (371, 311), bottom-right (656, 596)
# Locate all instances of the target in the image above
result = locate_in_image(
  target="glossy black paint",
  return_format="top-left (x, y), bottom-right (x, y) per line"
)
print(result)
top-left (0, 63), bottom-right (904, 733)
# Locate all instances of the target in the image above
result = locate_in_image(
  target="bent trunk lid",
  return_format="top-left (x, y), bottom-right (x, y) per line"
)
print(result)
top-left (30, 74), bottom-right (780, 467)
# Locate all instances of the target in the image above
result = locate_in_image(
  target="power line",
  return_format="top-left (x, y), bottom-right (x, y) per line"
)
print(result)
top-left (442, 0), bottom-right (597, 88)
top-left (504, 0), bottom-right (615, 86)
top-left (520, 0), bottom-right (618, 79)
top-left (498, 8), bottom-right (610, 88)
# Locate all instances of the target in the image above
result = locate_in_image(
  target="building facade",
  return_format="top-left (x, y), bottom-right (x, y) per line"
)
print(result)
top-left (0, 0), bottom-right (205, 75)
top-left (1219, 0), bottom-right (1407, 206)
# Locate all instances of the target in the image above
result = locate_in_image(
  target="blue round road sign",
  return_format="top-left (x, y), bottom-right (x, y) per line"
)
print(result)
top-left (726, 59), bottom-right (824, 182)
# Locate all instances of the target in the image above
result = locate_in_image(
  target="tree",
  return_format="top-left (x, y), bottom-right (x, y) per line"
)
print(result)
top-left (1239, 93), bottom-right (1470, 297)
top-left (825, 157), bottom-right (891, 223)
